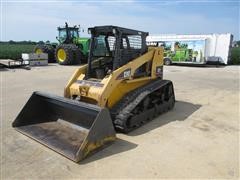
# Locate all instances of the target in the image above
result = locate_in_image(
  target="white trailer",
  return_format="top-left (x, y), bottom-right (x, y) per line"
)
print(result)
top-left (22, 53), bottom-right (48, 66)
top-left (147, 33), bottom-right (233, 65)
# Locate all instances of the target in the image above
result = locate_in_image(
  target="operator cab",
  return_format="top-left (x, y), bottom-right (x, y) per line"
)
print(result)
top-left (57, 22), bottom-right (79, 44)
top-left (86, 26), bottom-right (149, 79)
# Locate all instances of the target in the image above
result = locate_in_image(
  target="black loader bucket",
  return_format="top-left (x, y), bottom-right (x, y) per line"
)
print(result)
top-left (12, 91), bottom-right (116, 162)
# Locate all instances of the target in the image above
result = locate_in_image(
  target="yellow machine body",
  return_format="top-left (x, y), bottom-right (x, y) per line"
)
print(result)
top-left (64, 47), bottom-right (164, 108)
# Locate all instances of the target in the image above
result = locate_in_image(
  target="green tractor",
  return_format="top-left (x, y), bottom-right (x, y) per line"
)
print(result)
top-left (34, 22), bottom-right (90, 65)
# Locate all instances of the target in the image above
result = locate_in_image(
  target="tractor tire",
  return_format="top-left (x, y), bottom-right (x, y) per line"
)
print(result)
top-left (34, 44), bottom-right (55, 63)
top-left (74, 49), bottom-right (82, 65)
top-left (164, 58), bottom-right (172, 66)
top-left (78, 44), bottom-right (88, 63)
top-left (80, 52), bottom-right (88, 64)
top-left (55, 44), bottom-right (80, 65)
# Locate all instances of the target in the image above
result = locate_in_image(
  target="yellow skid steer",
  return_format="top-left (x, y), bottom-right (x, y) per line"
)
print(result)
top-left (13, 26), bottom-right (175, 162)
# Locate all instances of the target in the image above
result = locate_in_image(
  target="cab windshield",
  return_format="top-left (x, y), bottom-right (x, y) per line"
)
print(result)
top-left (69, 29), bottom-right (79, 38)
top-left (92, 35), bottom-right (116, 57)
top-left (59, 29), bottom-right (67, 39)
top-left (88, 35), bottom-right (116, 79)
top-left (58, 29), bottom-right (79, 40)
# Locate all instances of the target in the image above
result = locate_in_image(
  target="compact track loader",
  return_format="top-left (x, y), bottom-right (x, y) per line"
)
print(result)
top-left (13, 26), bottom-right (175, 162)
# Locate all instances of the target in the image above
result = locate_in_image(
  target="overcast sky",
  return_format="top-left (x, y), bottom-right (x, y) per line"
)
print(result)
top-left (1, 0), bottom-right (239, 41)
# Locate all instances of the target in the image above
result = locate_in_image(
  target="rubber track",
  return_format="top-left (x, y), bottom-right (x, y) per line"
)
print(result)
top-left (110, 79), bottom-right (175, 133)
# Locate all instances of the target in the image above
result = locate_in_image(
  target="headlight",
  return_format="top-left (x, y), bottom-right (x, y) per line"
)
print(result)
top-left (123, 69), bottom-right (131, 78)
top-left (116, 69), bottom-right (131, 80)
top-left (156, 66), bottom-right (163, 77)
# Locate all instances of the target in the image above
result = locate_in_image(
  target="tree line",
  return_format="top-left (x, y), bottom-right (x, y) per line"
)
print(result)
top-left (0, 40), bottom-right (45, 45)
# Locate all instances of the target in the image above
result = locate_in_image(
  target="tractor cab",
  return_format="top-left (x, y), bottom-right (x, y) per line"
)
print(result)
top-left (57, 22), bottom-right (80, 44)
top-left (86, 26), bottom-right (149, 79)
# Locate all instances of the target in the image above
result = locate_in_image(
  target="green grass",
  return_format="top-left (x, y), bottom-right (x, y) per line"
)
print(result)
top-left (230, 47), bottom-right (240, 65)
top-left (0, 44), bottom-right (35, 60)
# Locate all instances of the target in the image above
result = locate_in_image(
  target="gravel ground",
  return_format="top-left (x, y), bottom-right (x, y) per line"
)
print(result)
top-left (0, 64), bottom-right (239, 179)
